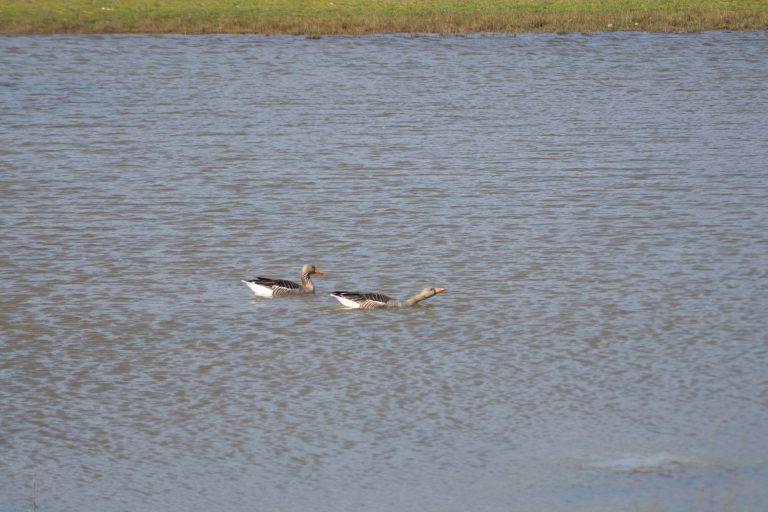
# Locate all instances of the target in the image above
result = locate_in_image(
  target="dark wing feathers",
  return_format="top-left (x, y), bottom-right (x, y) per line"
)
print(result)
top-left (248, 277), bottom-right (301, 290)
top-left (332, 291), bottom-right (393, 304)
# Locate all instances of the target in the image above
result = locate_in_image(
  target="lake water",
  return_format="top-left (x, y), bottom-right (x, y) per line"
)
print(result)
top-left (1, 31), bottom-right (767, 511)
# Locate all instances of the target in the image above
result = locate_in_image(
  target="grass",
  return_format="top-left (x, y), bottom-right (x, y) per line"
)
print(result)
top-left (1, 0), bottom-right (767, 35)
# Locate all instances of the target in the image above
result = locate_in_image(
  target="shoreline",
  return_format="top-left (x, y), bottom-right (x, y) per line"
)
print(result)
top-left (1, 29), bottom-right (765, 39)
top-left (2, 1), bottom-right (767, 36)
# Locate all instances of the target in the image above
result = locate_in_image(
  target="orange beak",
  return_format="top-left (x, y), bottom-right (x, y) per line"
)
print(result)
top-left (434, 287), bottom-right (445, 294)
top-left (314, 269), bottom-right (324, 275)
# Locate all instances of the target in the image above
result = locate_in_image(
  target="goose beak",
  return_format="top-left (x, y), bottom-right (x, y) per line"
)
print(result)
top-left (434, 287), bottom-right (445, 294)
top-left (314, 269), bottom-right (324, 276)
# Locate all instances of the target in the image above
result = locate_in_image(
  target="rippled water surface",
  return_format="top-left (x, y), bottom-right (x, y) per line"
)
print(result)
top-left (2, 32), bottom-right (767, 511)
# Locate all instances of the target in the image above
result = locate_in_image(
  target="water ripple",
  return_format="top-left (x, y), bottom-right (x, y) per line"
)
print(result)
top-left (1, 32), bottom-right (767, 512)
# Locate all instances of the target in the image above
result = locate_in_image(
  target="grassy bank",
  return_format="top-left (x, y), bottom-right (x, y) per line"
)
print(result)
top-left (1, 0), bottom-right (767, 35)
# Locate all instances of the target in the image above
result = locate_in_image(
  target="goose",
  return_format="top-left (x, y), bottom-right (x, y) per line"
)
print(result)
top-left (330, 287), bottom-right (445, 309)
top-left (242, 264), bottom-right (324, 298)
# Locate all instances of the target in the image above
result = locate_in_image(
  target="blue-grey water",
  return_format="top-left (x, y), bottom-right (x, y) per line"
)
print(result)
top-left (1, 31), bottom-right (767, 511)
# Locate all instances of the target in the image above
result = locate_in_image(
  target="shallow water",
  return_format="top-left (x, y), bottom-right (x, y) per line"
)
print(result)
top-left (1, 31), bottom-right (767, 511)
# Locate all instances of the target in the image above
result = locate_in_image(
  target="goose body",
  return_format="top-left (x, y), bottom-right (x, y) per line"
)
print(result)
top-left (330, 287), bottom-right (445, 309)
top-left (242, 264), bottom-right (323, 298)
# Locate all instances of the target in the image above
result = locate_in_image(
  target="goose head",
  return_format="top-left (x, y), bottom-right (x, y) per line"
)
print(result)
top-left (301, 263), bottom-right (324, 276)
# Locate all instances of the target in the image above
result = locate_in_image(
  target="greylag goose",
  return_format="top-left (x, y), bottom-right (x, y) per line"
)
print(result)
top-left (242, 263), bottom-right (323, 298)
top-left (330, 287), bottom-right (445, 309)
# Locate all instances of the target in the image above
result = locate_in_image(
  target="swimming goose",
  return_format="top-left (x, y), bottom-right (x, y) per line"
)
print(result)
top-left (330, 287), bottom-right (445, 309)
top-left (242, 264), bottom-right (324, 298)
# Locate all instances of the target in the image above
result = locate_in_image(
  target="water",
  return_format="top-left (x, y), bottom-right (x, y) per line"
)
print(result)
top-left (1, 31), bottom-right (767, 511)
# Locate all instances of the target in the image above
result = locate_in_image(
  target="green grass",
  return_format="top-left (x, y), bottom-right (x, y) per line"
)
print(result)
top-left (1, 0), bottom-right (767, 34)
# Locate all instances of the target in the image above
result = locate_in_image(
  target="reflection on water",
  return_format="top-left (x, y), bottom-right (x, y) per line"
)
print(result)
top-left (1, 31), bottom-right (767, 511)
